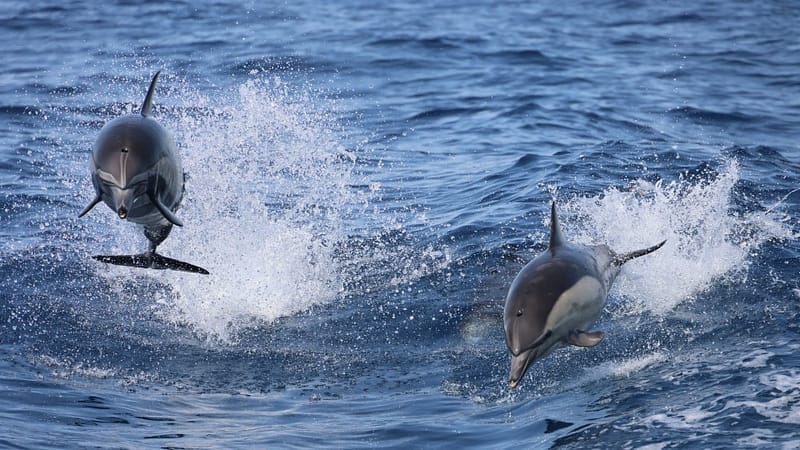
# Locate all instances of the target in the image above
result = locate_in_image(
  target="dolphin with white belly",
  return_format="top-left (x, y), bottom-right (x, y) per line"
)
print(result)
top-left (504, 202), bottom-right (664, 388)
top-left (79, 71), bottom-right (208, 274)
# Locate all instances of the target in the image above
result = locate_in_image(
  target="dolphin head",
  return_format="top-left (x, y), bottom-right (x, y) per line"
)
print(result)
top-left (92, 162), bottom-right (149, 220)
top-left (503, 257), bottom-right (563, 388)
top-left (504, 283), bottom-right (545, 357)
top-left (507, 322), bottom-right (565, 387)
top-left (88, 115), bottom-right (167, 221)
top-left (506, 322), bottom-right (560, 388)
top-left (79, 71), bottom-right (186, 230)
top-left (502, 202), bottom-right (584, 388)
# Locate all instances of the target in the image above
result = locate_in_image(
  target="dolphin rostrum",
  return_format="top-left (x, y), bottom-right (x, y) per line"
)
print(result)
top-left (503, 202), bottom-right (664, 388)
top-left (79, 71), bottom-right (209, 274)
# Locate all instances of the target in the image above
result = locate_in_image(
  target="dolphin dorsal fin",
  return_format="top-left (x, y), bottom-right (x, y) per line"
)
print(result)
top-left (140, 71), bottom-right (160, 117)
top-left (549, 201), bottom-right (566, 249)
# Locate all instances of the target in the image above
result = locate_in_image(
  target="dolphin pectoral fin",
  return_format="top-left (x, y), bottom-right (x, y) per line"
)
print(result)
top-left (148, 193), bottom-right (184, 227)
top-left (92, 252), bottom-right (209, 275)
top-left (78, 194), bottom-right (103, 218)
top-left (567, 330), bottom-right (605, 347)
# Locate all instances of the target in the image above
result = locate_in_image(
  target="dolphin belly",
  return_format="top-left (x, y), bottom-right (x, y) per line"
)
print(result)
top-left (125, 200), bottom-right (170, 227)
top-left (544, 275), bottom-right (607, 339)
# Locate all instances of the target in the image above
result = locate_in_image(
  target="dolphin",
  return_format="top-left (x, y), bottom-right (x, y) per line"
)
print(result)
top-left (503, 202), bottom-right (664, 388)
top-left (79, 71), bottom-right (209, 274)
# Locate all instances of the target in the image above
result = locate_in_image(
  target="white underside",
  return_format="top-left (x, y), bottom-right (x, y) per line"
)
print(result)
top-left (545, 275), bottom-right (606, 339)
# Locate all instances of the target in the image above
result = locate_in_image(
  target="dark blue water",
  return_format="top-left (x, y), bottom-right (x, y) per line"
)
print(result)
top-left (2, 1), bottom-right (799, 448)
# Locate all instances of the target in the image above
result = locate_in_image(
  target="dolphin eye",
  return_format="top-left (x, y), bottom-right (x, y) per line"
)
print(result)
top-left (516, 309), bottom-right (524, 317)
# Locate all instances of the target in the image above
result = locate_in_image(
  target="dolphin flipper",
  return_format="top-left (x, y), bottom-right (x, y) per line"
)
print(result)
top-left (567, 330), bottom-right (605, 347)
top-left (78, 194), bottom-right (103, 218)
top-left (93, 252), bottom-right (209, 274)
top-left (148, 192), bottom-right (184, 227)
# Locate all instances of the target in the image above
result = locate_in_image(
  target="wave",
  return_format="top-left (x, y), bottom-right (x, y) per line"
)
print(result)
top-left (367, 36), bottom-right (464, 50)
top-left (475, 49), bottom-right (559, 67)
top-left (406, 106), bottom-right (487, 122)
top-left (225, 55), bottom-right (336, 76)
top-left (667, 106), bottom-right (755, 124)
top-left (560, 159), bottom-right (793, 315)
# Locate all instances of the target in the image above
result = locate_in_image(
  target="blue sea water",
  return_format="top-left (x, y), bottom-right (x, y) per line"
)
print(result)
top-left (1, 0), bottom-right (799, 448)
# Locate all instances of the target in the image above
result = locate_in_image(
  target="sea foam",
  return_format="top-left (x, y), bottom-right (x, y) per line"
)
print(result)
top-left (84, 75), bottom-right (361, 342)
top-left (560, 160), bottom-right (792, 315)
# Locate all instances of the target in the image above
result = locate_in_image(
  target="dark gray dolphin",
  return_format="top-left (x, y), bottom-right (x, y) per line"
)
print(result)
top-left (503, 202), bottom-right (664, 388)
top-left (79, 72), bottom-right (208, 274)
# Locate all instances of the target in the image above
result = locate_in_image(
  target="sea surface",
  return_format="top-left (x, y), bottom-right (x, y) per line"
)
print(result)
top-left (1, 0), bottom-right (799, 448)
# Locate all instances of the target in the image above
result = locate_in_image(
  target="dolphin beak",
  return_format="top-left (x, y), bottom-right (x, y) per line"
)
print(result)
top-left (509, 349), bottom-right (533, 389)
top-left (111, 188), bottom-right (132, 220)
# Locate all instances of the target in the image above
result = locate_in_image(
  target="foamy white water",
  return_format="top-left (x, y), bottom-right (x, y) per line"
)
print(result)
top-left (137, 76), bottom-right (360, 340)
top-left (560, 159), bottom-right (792, 315)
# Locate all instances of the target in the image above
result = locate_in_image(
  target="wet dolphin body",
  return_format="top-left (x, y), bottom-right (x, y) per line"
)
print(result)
top-left (503, 202), bottom-right (664, 388)
top-left (79, 72), bottom-right (208, 274)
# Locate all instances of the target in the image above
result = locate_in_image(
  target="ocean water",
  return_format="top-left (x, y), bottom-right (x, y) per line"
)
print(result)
top-left (1, 0), bottom-right (799, 448)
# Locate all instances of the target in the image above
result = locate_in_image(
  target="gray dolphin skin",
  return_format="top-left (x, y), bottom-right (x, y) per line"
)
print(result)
top-left (503, 202), bottom-right (664, 388)
top-left (79, 72), bottom-right (209, 274)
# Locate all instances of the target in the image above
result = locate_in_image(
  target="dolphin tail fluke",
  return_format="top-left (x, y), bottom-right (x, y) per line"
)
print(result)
top-left (93, 252), bottom-right (209, 275)
top-left (614, 240), bottom-right (667, 266)
top-left (141, 71), bottom-right (160, 117)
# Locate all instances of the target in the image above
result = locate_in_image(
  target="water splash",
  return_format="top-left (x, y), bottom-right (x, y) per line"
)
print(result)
top-left (560, 159), bottom-right (791, 315)
top-left (130, 76), bottom-right (360, 341)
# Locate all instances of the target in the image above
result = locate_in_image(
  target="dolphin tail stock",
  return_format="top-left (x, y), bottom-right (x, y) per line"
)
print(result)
top-left (613, 240), bottom-right (667, 266)
top-left (140, 71), bottom-right (161, 117)
top-left (93, 252), bottom-right (209, 275)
